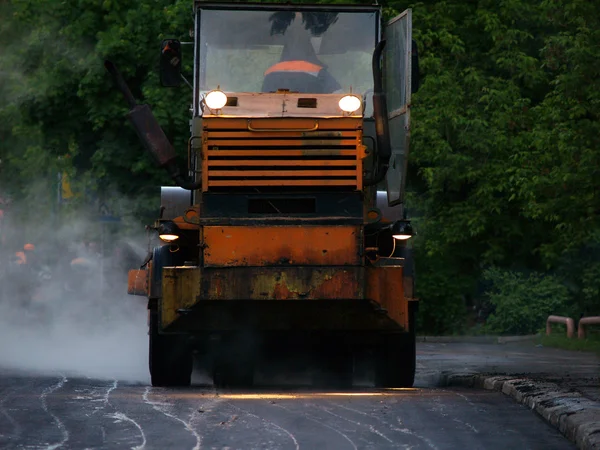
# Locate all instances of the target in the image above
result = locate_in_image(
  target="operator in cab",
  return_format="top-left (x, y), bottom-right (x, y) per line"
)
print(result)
top-left (262, 16), bottom-right (341, 94)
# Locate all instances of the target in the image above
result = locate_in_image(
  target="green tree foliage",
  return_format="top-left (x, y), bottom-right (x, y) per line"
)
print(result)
top-left (0, 0), bottom-right (195, 220)
top-left (394, 0), bottom-right (600, 332)
top-left (482, 268), bottom-right (571, 335)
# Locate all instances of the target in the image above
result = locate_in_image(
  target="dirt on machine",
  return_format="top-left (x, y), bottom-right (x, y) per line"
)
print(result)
top-left (107, 1), bottom-right (420, 388)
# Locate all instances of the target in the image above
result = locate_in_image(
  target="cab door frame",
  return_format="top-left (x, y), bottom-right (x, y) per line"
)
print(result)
top-left (383, 9), bottom-right (413, 210)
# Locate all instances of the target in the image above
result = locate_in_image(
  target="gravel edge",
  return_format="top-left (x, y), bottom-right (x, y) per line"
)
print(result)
top-left (440, 372), bottom-right (600, 449)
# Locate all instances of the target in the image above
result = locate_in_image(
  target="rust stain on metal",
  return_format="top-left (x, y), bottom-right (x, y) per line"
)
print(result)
top-left (366, 266), bottom-right (407, 329)
top-left (213, 274), bottom-right (224, 297)
top-left (300, 138), bottom-right (343, 147)
top-left (203, 267), bottom-right (363, 300)
top-left (269, 269), bottom-right (358, 300)
top-left (301, 131), bottom-right (343, 138)
top-left (161, 267), bottom-right (201, 328)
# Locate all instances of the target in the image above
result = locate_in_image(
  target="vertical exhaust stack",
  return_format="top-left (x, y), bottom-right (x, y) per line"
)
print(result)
top-left (365, 40), bottom-right (392, 186)
top-left (104, 61), bottom-right (201, 191)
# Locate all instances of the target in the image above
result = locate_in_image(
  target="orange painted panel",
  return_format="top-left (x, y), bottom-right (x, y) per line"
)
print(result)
top-left (205, 149), bottom-right (357, 156)
top-left (210, 170), bottom-right (357, 177)
top-left (127, 269), bottom-right (148, 296)
top-left (203, 226), bottom-right (361, 267)
top-left (207, 179), bottom-right (356, 187)
top-left (366, 266), bottom-right (408, 329)
top-left (207, 139), bottom-right (358, 147)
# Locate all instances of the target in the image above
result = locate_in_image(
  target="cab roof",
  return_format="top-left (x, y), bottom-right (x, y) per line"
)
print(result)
top-left (194, 1), bottom-right (381, 13)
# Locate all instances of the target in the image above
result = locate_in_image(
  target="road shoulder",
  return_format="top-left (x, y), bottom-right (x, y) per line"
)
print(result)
top-left (440, 371), bottom-right (600, 450)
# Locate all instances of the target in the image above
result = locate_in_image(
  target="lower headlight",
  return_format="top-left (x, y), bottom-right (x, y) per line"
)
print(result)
top-left (158, 221), bottom-right (180, 242)
top-left (339, 95), bottom-right (362, 113)
top-left (391, 220), bottom-right (414, 240)
top-left (205, 90), bottom-right (228, 110)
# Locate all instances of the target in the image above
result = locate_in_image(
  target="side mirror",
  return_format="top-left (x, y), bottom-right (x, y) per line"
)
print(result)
top-left (411, 39), bottom-right (420, 94)
top-left (160, 39), bottom-right (182, 87)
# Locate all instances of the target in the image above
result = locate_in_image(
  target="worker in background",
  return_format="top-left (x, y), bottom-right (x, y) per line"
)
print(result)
top-left (8, 243), bottom-right (36, 305)
top-left (13, 243), bottom-right (34, 267)
top-left (65, 241), bottom-right (100, 294)
top-left (262, 14), bottom-right (341, 94)
top-left (23, 243), bottom-right (36, 266)
top-left (14, 249), bottom-right (26, 266)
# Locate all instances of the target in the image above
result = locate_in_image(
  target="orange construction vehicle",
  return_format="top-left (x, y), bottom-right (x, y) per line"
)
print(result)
top-left (109, 1), bottom-right (419, 388)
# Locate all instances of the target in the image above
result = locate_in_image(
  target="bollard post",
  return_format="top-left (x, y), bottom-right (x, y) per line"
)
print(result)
top-left (546, 315), bottom-right (575, 339)
top-left (577, 316), bottom-right (600, 339)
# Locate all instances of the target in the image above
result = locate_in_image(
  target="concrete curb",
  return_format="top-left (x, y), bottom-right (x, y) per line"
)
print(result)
top-left (439, 372), bottom-right (600, 449)
top-left (417, 334), bottom-right (540, 344)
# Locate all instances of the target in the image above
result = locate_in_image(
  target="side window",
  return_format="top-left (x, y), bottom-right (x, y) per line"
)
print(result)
top-left (383, 9), bottom-right (412, 207)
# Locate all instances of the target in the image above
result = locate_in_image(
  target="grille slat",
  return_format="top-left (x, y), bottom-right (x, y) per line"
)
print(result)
top-left (206, 131), bottom-right (357, 139)
top-left (210, 170), bottom-right (357, 177)
top-left (207, 160), bottom-right (356, 167)
top-left (206, 139), bottom-right (357, 147)
top-left (209, 179), bottom-right (357, 187)
top-left (206, 149), bottom-right (356, 157)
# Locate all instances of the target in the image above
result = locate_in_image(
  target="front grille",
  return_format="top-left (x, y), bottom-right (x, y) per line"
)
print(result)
top-left (202, 118), bottom-right (362, 192)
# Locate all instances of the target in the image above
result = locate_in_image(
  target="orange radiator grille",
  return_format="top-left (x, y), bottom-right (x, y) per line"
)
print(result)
top-left (201, 118), bottom-right (363, 191)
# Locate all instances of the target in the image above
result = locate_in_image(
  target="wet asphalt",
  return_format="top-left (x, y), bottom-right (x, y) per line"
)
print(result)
top-left (0, 342), bottom-right (583, 450)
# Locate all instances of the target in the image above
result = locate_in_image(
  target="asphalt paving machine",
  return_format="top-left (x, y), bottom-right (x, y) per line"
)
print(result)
top-left (108, 1), bottom-right (419, 388)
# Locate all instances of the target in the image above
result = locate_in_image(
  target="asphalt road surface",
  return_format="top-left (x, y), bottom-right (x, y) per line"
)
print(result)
top-left (0, 369), bottom-right (574, 450)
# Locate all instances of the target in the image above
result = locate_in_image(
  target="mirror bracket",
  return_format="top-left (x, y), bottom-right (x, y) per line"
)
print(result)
top-left (160, 39), bottom-right (183, 87)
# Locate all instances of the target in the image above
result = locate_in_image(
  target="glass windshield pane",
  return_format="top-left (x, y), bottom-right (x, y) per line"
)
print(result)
top-left (199, 9), bottom-right (377, 95)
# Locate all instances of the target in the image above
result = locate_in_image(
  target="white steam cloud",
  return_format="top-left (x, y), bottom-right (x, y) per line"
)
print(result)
top-left (0, 208), bottom-right (152, 383)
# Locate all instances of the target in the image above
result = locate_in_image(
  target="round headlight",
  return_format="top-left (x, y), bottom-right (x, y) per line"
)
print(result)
top-left (205, 90), bottom-right (227, 110)
top-left (158, 220), bottom-right (180, 243)
top-left (339, 95), bottom-right (362, 113)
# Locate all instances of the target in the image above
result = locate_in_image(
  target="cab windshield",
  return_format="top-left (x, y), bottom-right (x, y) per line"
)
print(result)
top-left (198, 9), bottom-right (378, 95)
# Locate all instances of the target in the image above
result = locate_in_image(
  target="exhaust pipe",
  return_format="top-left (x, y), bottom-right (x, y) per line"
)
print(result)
top-left (104, 61), bottom-right (201, 191)
top-left (365, 40), bottom-right (392, 187)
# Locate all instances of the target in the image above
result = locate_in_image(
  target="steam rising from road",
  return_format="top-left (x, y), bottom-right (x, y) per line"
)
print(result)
top-left (0, 4), bottom-right (156, 383)
top-left (0, 213), bottom-right (151, 383)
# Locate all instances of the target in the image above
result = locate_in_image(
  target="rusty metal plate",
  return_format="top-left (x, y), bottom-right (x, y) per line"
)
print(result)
top-left (161, 267), bottom-right (202, 328)
top-left (202, 266), bottom-right (364, 300)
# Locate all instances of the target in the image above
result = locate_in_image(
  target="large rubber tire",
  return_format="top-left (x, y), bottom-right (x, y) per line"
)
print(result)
top-left (148, 244), bottom-right (192, 387)
top-left (149, 309), bottom-right (193, 387)
top-left (374, 333), bottom-right (416, 388)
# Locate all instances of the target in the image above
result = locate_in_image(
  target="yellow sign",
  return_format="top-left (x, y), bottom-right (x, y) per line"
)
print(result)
top-left (61, 173), bottom-right (74, 200)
